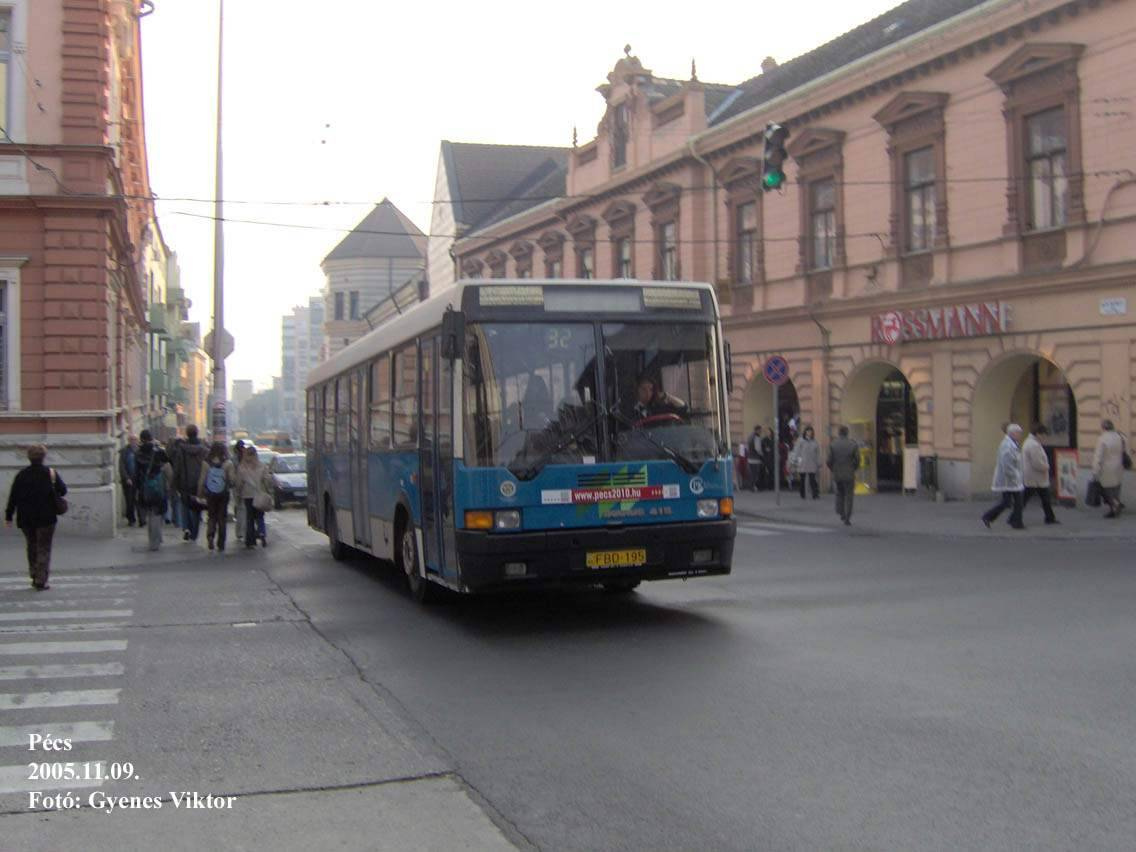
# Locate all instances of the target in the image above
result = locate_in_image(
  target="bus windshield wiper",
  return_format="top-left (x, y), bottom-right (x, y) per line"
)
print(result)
top-left (511, 410), bottom-right (601, 480)
top-left (605, 406), bottom-right (700, 475)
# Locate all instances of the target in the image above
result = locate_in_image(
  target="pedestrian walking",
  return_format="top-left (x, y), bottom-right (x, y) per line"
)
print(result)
top-left (164, 437), bottom-right (184, 528)
top-left (747, 426), bottom-right (764, 492)
top-left (197, 441), bottom-right (236, 552)
top-left (237, 447), bottom-right (274, 548)
top-left (1021, 423), bottom-right (1059, 525)
top-left (232, 440), bottom-right (247, 542)
top-left (117, 434), bottom-right (139, 527)
top-left (827, 425), bottom-right (859, 525)
top-left (4, 445), bottom-right (68, 590)
top-left (1091, 419), bottom-right (1125, 518)
top-left (760, 427), bottom-right (775, 491)
top-left (134, 430), bottom-right (173, 551)
top-left (173, 424), bottom-right (207, 542)
top-left (790, 425), bottom-right (822, 499)
top-left (735, 440), bottom-right (750, 491)
top-left (982, 423), bottom-right (1026, 530)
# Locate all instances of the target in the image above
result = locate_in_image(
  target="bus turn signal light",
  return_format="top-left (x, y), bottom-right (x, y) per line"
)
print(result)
top-left (464, 511), bottom-right (494, 530)
top-left (719, 498), bottom-right (733, 517)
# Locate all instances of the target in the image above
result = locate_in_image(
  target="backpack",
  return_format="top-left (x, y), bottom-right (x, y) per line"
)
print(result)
top-left (204, 463), bottom-right (228, 495)
top-left (142, 454), bottom-right (165, 506)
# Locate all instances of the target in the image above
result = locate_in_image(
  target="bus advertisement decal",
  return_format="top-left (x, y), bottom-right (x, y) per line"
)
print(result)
top-left (541, 484), bottom-right (680, 505)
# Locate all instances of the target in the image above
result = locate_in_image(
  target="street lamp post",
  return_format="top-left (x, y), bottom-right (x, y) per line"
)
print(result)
top-left (210, 0), bottom-right (228, 442)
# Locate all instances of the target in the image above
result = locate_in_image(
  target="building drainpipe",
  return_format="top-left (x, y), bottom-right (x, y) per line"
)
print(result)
top-left (687, 139), bottom-right (720, 286)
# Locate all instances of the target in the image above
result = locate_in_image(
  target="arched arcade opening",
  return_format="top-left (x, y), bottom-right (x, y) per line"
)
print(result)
top-left (970, 354), bottom-right (1076, 494)
top-left (841, 362), bottom-right (918, 492)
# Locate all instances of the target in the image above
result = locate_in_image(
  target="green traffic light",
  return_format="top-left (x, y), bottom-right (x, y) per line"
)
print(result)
top-left (763, 171), bottom-right (784, 190)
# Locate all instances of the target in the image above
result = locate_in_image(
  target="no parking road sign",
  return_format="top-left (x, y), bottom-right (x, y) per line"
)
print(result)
top-left (763, 355), bottom-right (790, 386)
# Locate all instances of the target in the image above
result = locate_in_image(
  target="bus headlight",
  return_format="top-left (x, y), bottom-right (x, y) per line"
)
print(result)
top-left (494, 510), bottom-right (522, 530)
top-left (696, 499), bottom-right (719, 518)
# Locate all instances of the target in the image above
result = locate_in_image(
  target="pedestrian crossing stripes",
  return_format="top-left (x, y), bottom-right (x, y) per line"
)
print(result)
top-left (0, 663), bottom-right (125, 681)
top-left (737, 521), bottom-right (836, 537)
top-left (0, 573), bottom-right (135, 801)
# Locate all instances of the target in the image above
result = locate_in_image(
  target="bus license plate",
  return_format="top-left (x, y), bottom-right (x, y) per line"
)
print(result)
top-left (586, 548), bottom-right (647, 569)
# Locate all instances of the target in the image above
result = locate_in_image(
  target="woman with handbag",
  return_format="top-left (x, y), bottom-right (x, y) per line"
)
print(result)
top-left (1092, 420), bottom-right (1125, 518)
top-left (197, 442), bottom-right (236, 552)
top-left (4, 444), bottom-right (68, 590)
top-left (237, 447), bottom-right (275, 548)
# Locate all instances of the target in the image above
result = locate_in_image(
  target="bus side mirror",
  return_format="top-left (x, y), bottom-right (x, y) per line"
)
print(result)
top-left (724, 341), bottom-right (734, 393)
top-left (442, 309), bottom-right (464, 361)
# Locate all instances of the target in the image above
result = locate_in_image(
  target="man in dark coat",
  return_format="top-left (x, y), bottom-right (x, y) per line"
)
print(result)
top-left (118, 434), bottom-right (139, 527)
top-left (173, 424), bottom-right (207, 542)
top-left (5, 444), bottom-right (68, 590)
top-left (827, 425), bottom-right (860, 526)
top-left (134, 430), bottom-right (172, 551)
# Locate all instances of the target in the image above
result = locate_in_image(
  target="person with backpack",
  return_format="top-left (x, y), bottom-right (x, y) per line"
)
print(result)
top-left (197, 441), bottom-right (236, 552)
top-left (5, 444), bottom-right (68, 590)
top-left (174, 424), bottom-right (208, 543)
top-left (134, 430), bottom-right (172, 551)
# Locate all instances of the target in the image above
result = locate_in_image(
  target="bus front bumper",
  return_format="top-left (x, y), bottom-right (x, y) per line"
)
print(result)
top-left (454, 519), bottom-right (735, 592)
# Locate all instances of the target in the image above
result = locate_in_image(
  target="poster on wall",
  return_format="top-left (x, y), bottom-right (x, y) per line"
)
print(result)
top-left (902, 447), bottom-right (920, 492)
top-left (1054, 448), bottom-right (1080, 503)
top-left (1038, 386), bottom-right (1071, 446)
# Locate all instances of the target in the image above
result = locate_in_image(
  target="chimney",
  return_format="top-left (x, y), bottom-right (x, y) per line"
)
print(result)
top-left (761, 56), bottom-right (778, 74)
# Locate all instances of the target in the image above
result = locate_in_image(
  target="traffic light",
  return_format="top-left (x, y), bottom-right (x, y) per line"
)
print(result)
top-left (762, 122), bottom-right (789, 191)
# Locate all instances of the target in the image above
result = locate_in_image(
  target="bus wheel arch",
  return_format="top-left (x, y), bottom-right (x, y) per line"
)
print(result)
top-left (394, 506), bottom-right (435, 604)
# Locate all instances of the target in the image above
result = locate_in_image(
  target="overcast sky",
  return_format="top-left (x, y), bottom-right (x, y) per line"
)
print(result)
top-left (140, 0), bottom-right (900, 392)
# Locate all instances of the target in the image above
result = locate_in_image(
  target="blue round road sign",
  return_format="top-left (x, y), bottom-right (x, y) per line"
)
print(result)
top-left (763, 355), bottom-right (790, 386)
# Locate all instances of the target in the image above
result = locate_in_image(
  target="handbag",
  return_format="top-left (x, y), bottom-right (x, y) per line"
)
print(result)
top-left (252, 492), bottom-right (273, 513)
top-left (1085, 478), bottom-right (1102, 507)
top-left (49, 468), bottom-right (68, 516)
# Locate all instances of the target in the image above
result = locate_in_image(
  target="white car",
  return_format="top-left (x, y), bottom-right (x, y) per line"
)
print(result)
top-left (268, 453), bottom-right (307, 509)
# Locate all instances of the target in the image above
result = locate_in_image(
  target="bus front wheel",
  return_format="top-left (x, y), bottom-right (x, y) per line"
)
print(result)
top-left (326, 502), bottom-right (347, 562)
top-left (397, 521), bottom-right (435, 604)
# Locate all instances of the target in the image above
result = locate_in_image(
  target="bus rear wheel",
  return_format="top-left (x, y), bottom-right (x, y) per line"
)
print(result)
top-left (326, 502), bottom-right (347, 562)
top-left (397, 521), bottom-right (435, 604)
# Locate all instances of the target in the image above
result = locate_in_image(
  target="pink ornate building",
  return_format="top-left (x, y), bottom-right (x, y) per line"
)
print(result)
top-left (0, 0), bottom-right (154, 533)
top-left (452, 0), bottom-right (1135, 498)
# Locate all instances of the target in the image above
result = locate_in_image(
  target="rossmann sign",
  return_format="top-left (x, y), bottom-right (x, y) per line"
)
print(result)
top-left (871, 301), bottom-right (1010, 345)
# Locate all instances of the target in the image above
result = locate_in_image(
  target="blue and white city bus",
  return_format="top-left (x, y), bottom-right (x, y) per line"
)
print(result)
top-left (305, 279), bottom-right (736, 601)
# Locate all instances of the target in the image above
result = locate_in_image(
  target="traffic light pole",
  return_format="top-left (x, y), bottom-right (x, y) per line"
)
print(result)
top-left (210, 0), bottom-right (227, 443)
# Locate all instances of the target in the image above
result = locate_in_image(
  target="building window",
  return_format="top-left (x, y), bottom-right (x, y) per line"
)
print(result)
top-left (510, 241), bottom-right (533, 279)
top-left (577, 247), bottom-right (594, 280)
top-left (616, 237), bottom-right (632, 278)
top-left (1026, 107), bottom-right (1067, 231)
top-left (905, 147), bottom-right (937, 252)
top-left (810, 180), bottom-right (836, 271)
top-left (657, 222), bottom-right (677, 281)
top-left (538, 231), bottom-right (565, 278)
top-left (612, 103), bottom-right (629, 169)
top-left (547, 258), bottom-right (562, 278)
top-left (349, 290), bottom-right (360, 320)
top-left (736, 201), bottom-right (757, 284)
top-left (0, 281), bottom-right (6, 408)
top-left (334, 291), bottom-right (344, 321)
top-left (0, 11), bottom-right (9, 129)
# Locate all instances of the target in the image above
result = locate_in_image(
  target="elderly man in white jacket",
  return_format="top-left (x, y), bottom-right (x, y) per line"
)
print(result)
top-left (982, 423), bottom-right (1026, 530)
top-left (1021, 422), bottom-right (1059, 524)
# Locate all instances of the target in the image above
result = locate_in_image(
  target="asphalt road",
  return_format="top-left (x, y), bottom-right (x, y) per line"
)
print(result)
top-left (262, 511), bottom-right (1136, 851)
top-left (3, 510), bottom-right (1133, 850)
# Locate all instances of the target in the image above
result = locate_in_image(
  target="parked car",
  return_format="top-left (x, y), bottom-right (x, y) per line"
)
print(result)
top-left (268, 453), bottom-right (307, 509)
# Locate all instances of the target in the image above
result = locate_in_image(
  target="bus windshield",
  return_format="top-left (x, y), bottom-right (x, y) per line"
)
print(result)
top-left (464, 323), bottom-right (600, 476)
top-left (603, 322), bottom-right (723, 468)
top-left (464, 321), bottom-right (723, 475)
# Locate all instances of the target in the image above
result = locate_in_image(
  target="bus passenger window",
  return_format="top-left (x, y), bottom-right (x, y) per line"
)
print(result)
top-left (370, 355), bottom-right (392, 450)
top-left (392, 343), bottom-right (418, 449)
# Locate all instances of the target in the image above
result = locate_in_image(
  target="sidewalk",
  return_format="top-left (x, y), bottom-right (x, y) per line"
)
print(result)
top-left (733, 486), bottom-right (1136, 540)
top-left (0, 520), bottom-right (214, 574)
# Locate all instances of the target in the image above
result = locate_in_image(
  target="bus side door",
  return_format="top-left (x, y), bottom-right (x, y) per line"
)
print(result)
top-left (350, 368), bottom-right (370, 549)
top-left (419, 335), bottom-right (455, 580)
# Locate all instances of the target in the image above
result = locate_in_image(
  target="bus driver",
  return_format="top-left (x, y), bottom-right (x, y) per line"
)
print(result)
top-left (631, 375), bottom-right (688, 422)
